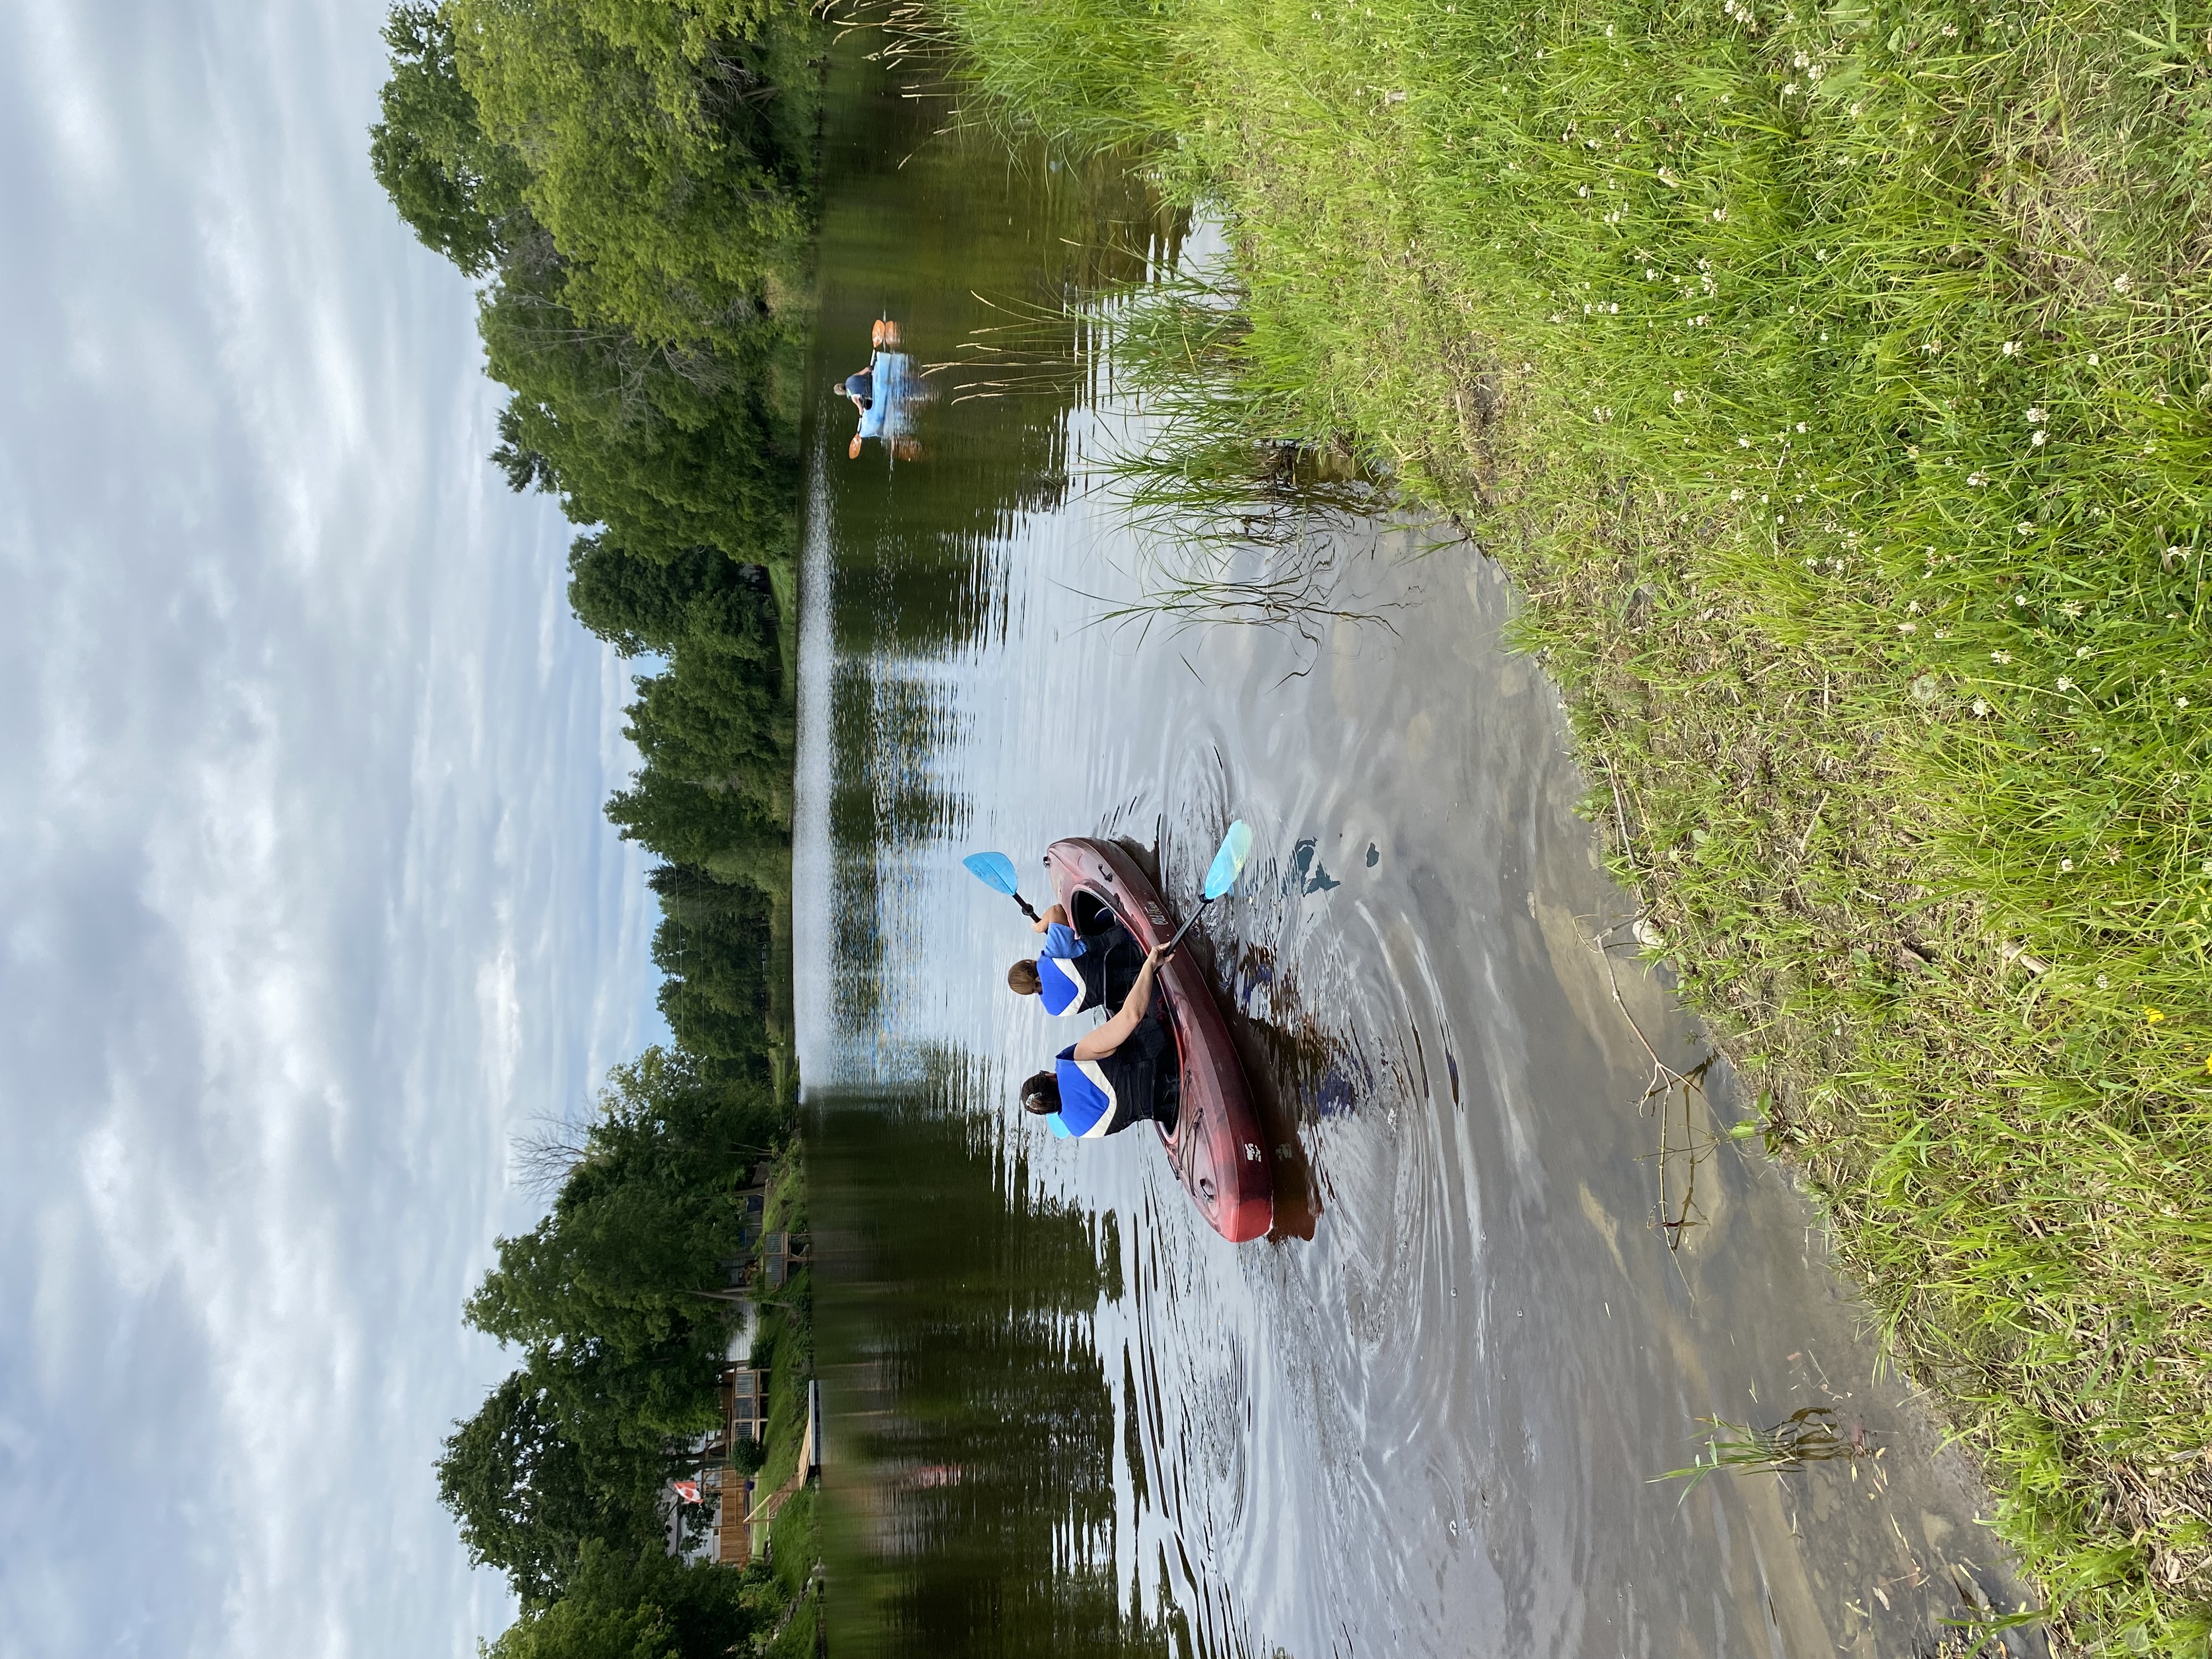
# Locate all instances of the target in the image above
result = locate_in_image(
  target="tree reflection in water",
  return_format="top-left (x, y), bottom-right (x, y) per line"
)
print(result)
top-left (812, 1057), bottom-right (1177, 1658)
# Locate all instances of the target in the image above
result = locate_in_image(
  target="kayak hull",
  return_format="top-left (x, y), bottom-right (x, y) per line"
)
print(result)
top-left (1043, 838), bottom-right (1273, 1244)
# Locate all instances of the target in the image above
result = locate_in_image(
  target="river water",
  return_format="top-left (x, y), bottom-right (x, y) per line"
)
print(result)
top-left (793, 41), bottom-right (2041, 1659)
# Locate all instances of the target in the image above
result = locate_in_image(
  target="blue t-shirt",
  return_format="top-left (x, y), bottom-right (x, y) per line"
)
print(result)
top-left (1036, 922), bottom-right (1090, 1017)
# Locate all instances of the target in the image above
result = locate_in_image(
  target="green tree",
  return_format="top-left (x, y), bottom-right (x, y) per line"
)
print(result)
top-left (624, 628), bottom-right (788, 808)
top-left (368, 3), bottom-right (532, 275)
top-left (464, 1049), bottom-right (785, 1439)
top-left (605, 771), bottom-right (789, 895)
top-left (650, 871), bottom-right (776, 1075)
top-left (566, 537), bottom-right (771, 658)
top-left (437, 1370), bottom-right (631, 1606)
top-left (448, 0), bottom-right (817, 347)
top-left (479, 271), bottom-right (800, 565)
top-left (486, 1541), bottom-right (762, 1659)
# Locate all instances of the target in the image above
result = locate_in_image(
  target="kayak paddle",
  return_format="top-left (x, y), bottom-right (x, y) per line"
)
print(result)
top-left (962, 850), bottom-right (1041, 922)
top-left (1164, 820), bottom-right (1253, 952)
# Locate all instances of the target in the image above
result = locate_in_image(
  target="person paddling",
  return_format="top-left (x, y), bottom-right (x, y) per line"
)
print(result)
top-left (838, 318), bottom-right (922, 461)
top-left (1018, 944), bottom-right (1180, 1138)
top-left (1006, 902), bottom-right (1142, 1018)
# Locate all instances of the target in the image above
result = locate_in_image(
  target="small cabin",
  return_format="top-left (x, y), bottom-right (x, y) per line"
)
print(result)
top-left (757, 1230), bottom-right (810, 1289)
top-left (721, 1364), bottom-right (767, 1447)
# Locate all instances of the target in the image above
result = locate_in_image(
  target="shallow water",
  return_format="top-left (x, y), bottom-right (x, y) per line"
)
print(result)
top-left (795, 41), bottom-right (2041, 1659)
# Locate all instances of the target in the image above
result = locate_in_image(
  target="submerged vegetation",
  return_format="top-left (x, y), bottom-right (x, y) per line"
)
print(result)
top-left (912, 0), bottom-right (2212, 1648)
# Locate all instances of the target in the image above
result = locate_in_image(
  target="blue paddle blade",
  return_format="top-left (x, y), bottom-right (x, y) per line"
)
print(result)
top-left (962, 851), bottom-right (1022, 896)
top-left (1201, 821), bottom-right (1254, 901)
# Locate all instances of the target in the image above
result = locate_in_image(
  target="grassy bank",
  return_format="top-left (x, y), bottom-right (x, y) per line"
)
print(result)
top-left (915, 0), bottom-right (2212, 1649)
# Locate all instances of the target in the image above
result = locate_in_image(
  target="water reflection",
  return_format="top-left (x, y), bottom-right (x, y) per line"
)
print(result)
top-left (814, 1060), bottom-right (1172, 1658)
top-left (795, 31), bottom-right (2045, 1659)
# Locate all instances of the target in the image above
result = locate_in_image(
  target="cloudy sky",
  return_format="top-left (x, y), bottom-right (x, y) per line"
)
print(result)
top-left (0, 2), bottom-right (659, 1654)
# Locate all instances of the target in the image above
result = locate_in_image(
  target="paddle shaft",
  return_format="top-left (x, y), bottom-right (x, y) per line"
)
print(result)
top-left (1012, 892), bottom-right (1040, 923)
top-left (1164, 896), bottom-right (1213, 955)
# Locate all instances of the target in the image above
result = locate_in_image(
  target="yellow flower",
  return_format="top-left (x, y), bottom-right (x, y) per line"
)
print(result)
top-left (2145, 1008), bottom-right (2165, 1024)
top-left (2204, 1053), bottom-right (2212, 1075)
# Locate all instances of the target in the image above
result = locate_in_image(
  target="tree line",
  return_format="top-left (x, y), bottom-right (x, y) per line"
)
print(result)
top-left (369, 1), bottom-right (825, 1651)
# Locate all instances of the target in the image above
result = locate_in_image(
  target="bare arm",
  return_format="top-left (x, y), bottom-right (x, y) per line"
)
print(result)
top-left (1072, 946), bottom-right (1167, 1062)
top-left (1031, 903), bottom-right (1069, 934)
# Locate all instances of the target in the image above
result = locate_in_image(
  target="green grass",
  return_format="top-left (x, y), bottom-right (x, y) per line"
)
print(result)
top-left (893, 0), bottom-right (2212, 1647)
top-left (761, 1486), bottom-right (822, 1656)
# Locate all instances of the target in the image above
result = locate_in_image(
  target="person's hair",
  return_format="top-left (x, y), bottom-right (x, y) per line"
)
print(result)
top-left (1006, 959), bottom-right (1041, 996)
top-left (1018, 1071), bottom-right (1059, 1114)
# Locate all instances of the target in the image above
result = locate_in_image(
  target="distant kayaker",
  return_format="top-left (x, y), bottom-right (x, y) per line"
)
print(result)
top-left (838, 318), bottom-right (923, 461)
top-left (1006, 902), bottom-right (1142, 1018)
top-left (1018, 944), bottom-right (1180, 1138)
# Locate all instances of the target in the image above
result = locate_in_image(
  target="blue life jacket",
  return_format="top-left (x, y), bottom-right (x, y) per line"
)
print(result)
top-left (1044, 1018), bottom-right (1171, 1141)
top-left (1049, 1049), bottom-right (1124, 1139)
top-left (1036, 922), bottom-right (1097, 1017)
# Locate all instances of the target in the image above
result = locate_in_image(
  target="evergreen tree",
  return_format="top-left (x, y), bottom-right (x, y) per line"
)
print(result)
top-left (566, 537), bottom-right (771, 659)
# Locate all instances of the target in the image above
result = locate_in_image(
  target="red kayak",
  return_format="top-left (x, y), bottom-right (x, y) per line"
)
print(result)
top-left (1043, 838), bottom-right (1274, 1243)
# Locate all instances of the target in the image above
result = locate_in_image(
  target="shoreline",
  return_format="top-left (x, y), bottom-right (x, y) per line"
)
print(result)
top-left (922, 0), bottom-right (2212, 1647)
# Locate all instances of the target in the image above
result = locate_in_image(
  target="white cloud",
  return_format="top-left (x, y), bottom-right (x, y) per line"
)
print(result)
top-left (0, 1), bottom-right (658, 1655)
